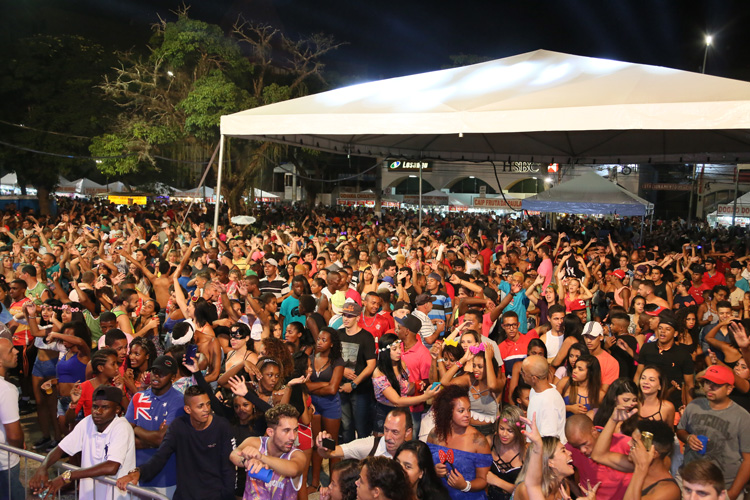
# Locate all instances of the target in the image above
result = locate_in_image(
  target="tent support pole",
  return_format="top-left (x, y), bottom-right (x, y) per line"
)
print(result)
top-left (213, 134), bottom-right (225, 232)
top-left (181, 142), bottom-right (220, 229)
top-left (418, 162), bottom-right (423, 228)
top-left (687, 163), bottom-right (697, 228)
top-left (640, 215), bottom-right (645, 246)
top-left (732, 166), bottom-right (739, 226)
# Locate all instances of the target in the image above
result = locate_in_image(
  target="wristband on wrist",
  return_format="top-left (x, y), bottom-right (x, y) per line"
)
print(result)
top-left (437, 358), bottom-right (445, 363)
top-left (455, 361), bottom-right (463, 368)
top-left (462, 481), bottom-right (472, 492)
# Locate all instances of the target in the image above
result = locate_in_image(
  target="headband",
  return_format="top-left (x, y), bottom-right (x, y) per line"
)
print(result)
top-left (378, 339), bottom-right (402, 353)
top-left (170, 322), bottom-right (195, 346)
top-left (257, 358), bottom-right (280, 370)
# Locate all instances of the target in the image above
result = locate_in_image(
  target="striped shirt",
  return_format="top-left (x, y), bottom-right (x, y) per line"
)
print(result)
top-left (427, 292), bottom-right (452, 323)
top-left (259, 276), bottom-right (290, 299)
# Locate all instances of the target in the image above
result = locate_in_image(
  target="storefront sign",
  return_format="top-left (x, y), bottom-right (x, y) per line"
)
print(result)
top-left (508, 162), bottom-right (540, 173)
top-left (641, 183), bottom-right (692, 191)
top-left (403, 195), bottom-right (448, 205)
top-left (388, 161), bottom-right (432, 172)
top-left (718, 204), bottom-right (750, 216)
top-left (472, 197), bottom-right (523, 209)
top-left (339, 192), bottom-right (376, 200)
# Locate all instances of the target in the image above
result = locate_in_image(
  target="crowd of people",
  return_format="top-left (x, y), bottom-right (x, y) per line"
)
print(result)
top-left (0, 196), bottom-right (747, 500)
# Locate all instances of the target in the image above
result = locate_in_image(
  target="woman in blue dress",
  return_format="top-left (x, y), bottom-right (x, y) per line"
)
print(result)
top-left (426, 385), bottom-right (493, 499)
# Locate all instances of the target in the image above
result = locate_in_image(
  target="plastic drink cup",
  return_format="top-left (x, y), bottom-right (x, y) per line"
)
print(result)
top-left (247, 468), bottom-right (274, 483)
top-left (696, 435), bottom-right (709, 455)
top-left (44, 385), bottom-right (53, 395)
top-left (641, 432), bottom-right (653, 451)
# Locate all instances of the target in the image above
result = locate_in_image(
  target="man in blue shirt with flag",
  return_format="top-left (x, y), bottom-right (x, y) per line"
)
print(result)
top-left (126, 354), bottom-right (184, 498)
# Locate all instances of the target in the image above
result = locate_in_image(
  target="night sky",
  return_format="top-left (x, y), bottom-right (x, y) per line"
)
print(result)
top-left (3, 0), bottom-right (750, 83)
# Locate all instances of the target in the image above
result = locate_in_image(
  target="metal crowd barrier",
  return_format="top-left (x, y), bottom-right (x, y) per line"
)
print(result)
top-left (0, 443), bottom-right (170, 500)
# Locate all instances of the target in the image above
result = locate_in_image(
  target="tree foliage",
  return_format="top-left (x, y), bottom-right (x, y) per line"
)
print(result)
top-left (91, 7), bottom-right (343, 211)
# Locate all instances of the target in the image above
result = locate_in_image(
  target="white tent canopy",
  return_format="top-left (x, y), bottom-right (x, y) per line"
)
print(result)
top-left (522, 172), bottom-right (653, 216)
top-left (221, 49), bottom-right (750, 164)
top-left (2, 173), bottom-right (68, 188)
top-left (708, 190), bottom-right (750, 218)
top-left (253, 188), bottom-right (278, 199)
top-left (56, 178), bottom-right (107, 195)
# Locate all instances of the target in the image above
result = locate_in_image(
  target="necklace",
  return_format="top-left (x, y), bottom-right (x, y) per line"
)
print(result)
top-left (360, 312), bottom-right (377, 328)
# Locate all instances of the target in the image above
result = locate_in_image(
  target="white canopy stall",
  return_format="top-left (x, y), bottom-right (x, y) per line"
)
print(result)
top-left (219, 49), bottom-right (750, 227)
top-left (708, 190), bottom-right (750, 227)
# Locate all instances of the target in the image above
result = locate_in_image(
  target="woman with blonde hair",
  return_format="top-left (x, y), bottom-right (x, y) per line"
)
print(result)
top-left (486, 405), bottom-right (525, 500)
top-left (513, 414), bottom-right (599, 500)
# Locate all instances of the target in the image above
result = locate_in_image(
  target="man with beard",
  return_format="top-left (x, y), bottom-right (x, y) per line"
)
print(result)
top-left (231, 404), bottom-right (307, 498)
top-left (125, 355), bottom-right (185, 498)
top-left (315, 407), bottom-right (413, 460)
top-left (112, 289), bottom-right (139, 335)
top-left (116, 385), bottom-right (236, 500)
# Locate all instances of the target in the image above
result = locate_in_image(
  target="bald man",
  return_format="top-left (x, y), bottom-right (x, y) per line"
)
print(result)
top-left (565, 415), bottom-right (632, 500)
top-left (521, 354), bottom-right (566, 443)
top-left (0, 338), bottom-right (25, 499)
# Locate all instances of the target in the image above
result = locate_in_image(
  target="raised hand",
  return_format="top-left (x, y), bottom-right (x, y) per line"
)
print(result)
top-left (227, 375), bottom-right (248, 397)
top-left (729, 321), bottom-right (750, 349)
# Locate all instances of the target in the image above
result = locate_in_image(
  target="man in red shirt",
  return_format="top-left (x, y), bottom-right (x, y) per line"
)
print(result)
top-left (498, 311), bottom-right (538, 388)
top-left (688, 269), bottom-right (709, 305)
top-left (358, 292), bottom-right (389, 339)
top-left (703, 257), bottom-right (726, 290)
top-left (565, 415), bottom-right (632, 500)
top-left (7, 280), bottom-right (31, 349)
top-left (480, 236), bottom-right (494, 275)
top-left (395, 314), bottom-right (431, 436)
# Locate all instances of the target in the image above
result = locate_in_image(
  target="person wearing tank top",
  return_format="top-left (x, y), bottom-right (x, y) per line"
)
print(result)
top-left (540, 306), bottom-right (566, 363)
top-left (231, 405), bottom-right (307, 500)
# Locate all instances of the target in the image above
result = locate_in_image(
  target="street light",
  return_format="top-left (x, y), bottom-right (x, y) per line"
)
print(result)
top-left (702, 34), bottom-right (712, 74)
top-left (691, 34), bottom-right (712, 226)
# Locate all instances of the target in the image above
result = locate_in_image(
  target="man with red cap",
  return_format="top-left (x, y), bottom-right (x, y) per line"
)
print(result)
top-left (677, 364), bottom-right (750, 500)
top-left (569, 298), bottom-right (588, 324)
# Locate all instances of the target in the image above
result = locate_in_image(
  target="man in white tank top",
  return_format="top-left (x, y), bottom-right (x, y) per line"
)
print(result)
top-left (540, 305), bottom-right (566, 362)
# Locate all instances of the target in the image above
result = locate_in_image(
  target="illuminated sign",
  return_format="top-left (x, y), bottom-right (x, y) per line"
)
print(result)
top-left (503, 162), bottom-right (540, 173)
top-left (108, 195), bottom-right (147, 205)
top-left (718, 204), bottom-right (750, 216)
top-left (472, 197), bottom-right (523, 209)
top-left (641, 183), bottom-right (692, 191)
top-left (388, 161), bottom-right (432, 172)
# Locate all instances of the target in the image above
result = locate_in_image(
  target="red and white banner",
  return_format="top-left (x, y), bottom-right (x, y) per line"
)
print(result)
top-left (717, 204), bottom-right (750, 216)
top-left (472, 197), bottom-right (522, 209)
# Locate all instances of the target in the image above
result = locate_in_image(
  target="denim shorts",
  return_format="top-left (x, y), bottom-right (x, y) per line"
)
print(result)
top-left (32, 358), bottom-right (58, 378)
top-left (311, 393), bottom-right (342, 420)
top-left (57, 395), bottom-right (72, 417)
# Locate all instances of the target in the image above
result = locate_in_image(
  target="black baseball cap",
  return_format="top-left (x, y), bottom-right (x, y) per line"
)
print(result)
top-left (151, 355), bottom-right (178, 375)
top-left (92, 385), bottom-right (123, 404)
top-left (396, 314), bottom-right (423, 334)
